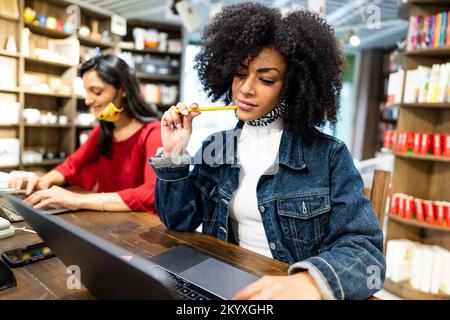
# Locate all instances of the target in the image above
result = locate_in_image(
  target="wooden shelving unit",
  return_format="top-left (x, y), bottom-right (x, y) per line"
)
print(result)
top-left (385, 0), bottom-right (450, 300)
top-left (24, 56), bottom-right (75, 68)
top-left (0, 50), bottom-right (21, 58)
top-left (121, 20), bottom-right (181, 112)
top-left (77, 35), bottom-right (114, 49)
top-left (136, 72), bottom-right (179, 82)
top-left (389, 215), bottom-right (450, 233)
top-left (378, 49), bottom-right (401, 153)
top-left (0, 0), bottom-right (181, 170)
top-left (384, 278), bottom-right (449, 300)
top-left (394, 152), bottom-right (450, 163)
top-left (119, 46), bottom-right (182, 58)
top-left (22, 158), bottom-right (65, 167)
top-left (24, 22), bottom-right (72, 38)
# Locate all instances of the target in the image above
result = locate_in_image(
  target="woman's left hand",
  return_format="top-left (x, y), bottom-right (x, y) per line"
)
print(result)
top-left (233, 272), bottom-right (323, 300)
top-left (24, 186), bottom-right (82, 211)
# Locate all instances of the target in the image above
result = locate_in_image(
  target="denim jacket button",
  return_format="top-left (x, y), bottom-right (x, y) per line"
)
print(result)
top-left (259, 205), bottom-right (265, 213)
top-left (269, 242), bottom-right (276, 250)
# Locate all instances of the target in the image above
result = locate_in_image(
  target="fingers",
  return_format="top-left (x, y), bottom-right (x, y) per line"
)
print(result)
top-left (162, 104), bottom-right (182, 130)
top-left (34, 198), bottom-right (54, 210)
top-left (11, 176), bottom-right (24, 190)
top-left (234, 278), bottom-right (265, 300)
top-left (183, 103), bottom-right (201, 131)
top-left (26, 175), bottom-right (39, 195)
top-left (162, 102), bottom-right (201, 131)
top-left (24, 190), bottom-right (49, 206)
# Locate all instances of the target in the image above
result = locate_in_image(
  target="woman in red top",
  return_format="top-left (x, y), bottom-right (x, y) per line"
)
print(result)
top-left (9, 54), bottom-right (161, 213)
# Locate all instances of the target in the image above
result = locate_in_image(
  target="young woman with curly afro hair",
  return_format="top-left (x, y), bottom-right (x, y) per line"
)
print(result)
top-left (150, 3), bottom-right (385, 300)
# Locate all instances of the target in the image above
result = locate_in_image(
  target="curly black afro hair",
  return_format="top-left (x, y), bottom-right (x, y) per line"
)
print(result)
top-left (194, 2), bottom-right (344, 136)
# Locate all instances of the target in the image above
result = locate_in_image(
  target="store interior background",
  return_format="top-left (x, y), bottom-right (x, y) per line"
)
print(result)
top-left (0, 0), bottom-right (449, 300)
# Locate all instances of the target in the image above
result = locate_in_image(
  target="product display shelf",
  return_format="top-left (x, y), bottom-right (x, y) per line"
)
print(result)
top-left (385, 0), bottom-right (450, 300)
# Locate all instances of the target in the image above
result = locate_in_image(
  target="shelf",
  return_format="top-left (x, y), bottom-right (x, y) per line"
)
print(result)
top-left (23, 90), bottom-right (72, 99)
top-left (0, 87), bottom-right (20, 94)
top-left (401, 102), bottom-right (450, 109)
top-left (381, 118), bottom-right (398, 124)
top-left (25, 56), bottom-right (75, 69)
top-left (399, 0), bottom-right (450, 20)
top-left (24, 123), bottom-right (72, 129)
top-left (0, 164), bottom-right (19, 170)
top-left (119, 46), bottom-right (181, 57)
top-left (22, 159), bottom-right (65, 167)
top-left (379, 148), bottom-right (394, 154)
top-left (389, 215), bottom-right (450, 233)
top-left (384, 278), bottom-right (450, 300)
top-left (25, 23), bottom-right (73, 38)
top-left (136, 73), bottom-right (179, 82)
top-left (0, 13), bottom-right (19, 22)
top-left (0, 50), bottom-right (20, 58)
top-left (385, 103), bottom-right (401, 108)
top-left (394, 152), bottom-right (450, 163)
top-left (78, 36), bottom-right (115, 49)
top-left (76, 125), bottom-right (95, 129)
top-left (405, 46), bottom-right (450, 57)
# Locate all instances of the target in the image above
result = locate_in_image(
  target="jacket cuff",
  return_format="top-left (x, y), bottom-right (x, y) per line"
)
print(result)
top-left (288, 256), bottom-right (344, 300)
top-left (148, 147), bottom-right (191, 181)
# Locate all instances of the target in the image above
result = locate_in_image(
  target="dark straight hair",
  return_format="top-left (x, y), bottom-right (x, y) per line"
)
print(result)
top-left (79, 54), bottom-right (158, 156)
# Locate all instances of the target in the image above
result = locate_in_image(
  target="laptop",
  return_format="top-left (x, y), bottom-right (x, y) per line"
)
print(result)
top-left (0, 191), bottom-right (71, 222)
top-left (0, 192), bottom-right (259, 300)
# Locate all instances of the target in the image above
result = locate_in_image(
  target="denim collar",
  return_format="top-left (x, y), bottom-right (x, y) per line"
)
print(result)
top-left (232, 120), bottom-right (306, 170)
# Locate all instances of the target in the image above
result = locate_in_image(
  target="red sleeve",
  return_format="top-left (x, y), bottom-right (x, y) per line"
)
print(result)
top-left (53, 125), bottom-right (100, 190)
top-left (117, 122), bottom-right (162, 214)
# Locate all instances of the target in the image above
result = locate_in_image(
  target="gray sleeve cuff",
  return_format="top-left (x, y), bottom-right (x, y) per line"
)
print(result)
top-left (148, 147), bottom-right (191, 169)
top-left (288, 261), bottom-right (337, 300)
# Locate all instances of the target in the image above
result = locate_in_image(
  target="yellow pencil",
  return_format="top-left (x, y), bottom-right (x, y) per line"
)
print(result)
top-left (175, 105), bottom-right (237, 113)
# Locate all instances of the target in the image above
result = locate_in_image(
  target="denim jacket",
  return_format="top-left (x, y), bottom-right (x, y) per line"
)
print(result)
top-left (149, 121), bottom-right (386, 300)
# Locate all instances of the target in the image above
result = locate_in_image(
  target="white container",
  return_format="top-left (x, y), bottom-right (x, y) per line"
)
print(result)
top-left (0, 139), bottom-right (20, 166)
top-left (23, 108), bottom-right (41, 124)
top-left (133, 28), bottom-right (146, 50)
top-left (0, 102), bottom-right (20, 124)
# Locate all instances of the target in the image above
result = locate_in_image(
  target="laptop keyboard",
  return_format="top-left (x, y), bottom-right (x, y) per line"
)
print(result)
top-left (164, 269), bottom-right (222, 300)
top-left (0, 196), bottom-right (23, 221)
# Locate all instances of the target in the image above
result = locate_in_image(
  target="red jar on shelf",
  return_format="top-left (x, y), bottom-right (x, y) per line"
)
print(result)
top-left (405, 196), bottom-right (414, 220)
top-left (397, 132), bottom-right (409, 153)
top-left (398, 194), bottom-right (406, 218)
top-left (413, 132), bottom-right (422, 154)
top-left (444, 134), bottom-right (450, 158)
top-left (423, 200), bottom-right (435, 224)
top-left (433, 134), bottom-right (442, 157)
top-left (414, 198), bottom-right (425, 223)
top-left (390, 193), bottom-right (399, 216)
top-left (420, 133), bottom-right (431, 155)
top-left (390, 131), bottom-right (397, 150)
top-left (435, 201), bottom-right (446, 226)
top-left (444, 202), bottom-right (450, 227)
top-left (383, 130), bottom-right (393, 149)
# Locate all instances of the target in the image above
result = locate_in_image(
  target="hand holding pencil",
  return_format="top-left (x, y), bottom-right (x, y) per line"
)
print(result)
top-left (160, 102), bottom-right (201, 157)
top-left (161, 102), bottom-right (237, 157)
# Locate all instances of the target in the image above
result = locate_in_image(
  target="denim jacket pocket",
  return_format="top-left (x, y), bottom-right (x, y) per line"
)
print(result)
top-left (277, 191), bottom-right (331, 247)
top-left (195, 174), bottom-right (219, 235)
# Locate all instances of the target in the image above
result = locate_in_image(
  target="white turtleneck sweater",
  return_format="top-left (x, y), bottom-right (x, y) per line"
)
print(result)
top-left (229, 118), bottom-right (284, 258)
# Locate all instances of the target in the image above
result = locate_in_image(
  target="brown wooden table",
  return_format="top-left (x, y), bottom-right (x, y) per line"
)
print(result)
top-left (0, 210), bottom-right (288, 300)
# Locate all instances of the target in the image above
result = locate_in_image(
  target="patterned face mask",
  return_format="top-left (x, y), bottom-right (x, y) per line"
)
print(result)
top-left (246, 102), bottom-right (286, 126)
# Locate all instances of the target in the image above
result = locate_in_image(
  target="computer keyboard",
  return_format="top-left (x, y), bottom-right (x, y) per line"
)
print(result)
top-left (164, 269), bottom-right (222, 300)
top-left (0, 196), bottom-right (23, 221)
